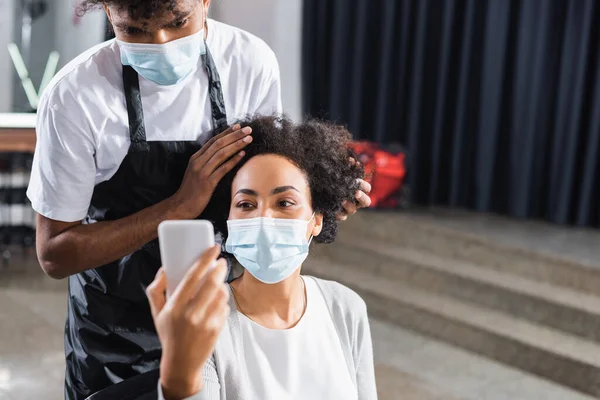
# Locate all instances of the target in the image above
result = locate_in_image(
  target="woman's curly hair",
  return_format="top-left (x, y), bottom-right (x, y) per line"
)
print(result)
top-left (206, 115), bottom-right (364, 245)
top-left (78, 0), bottom-right (192, 19)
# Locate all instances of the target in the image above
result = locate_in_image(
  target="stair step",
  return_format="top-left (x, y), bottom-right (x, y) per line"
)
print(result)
top-left (312, 234), bottom-right (600, 342)
top-left (371, 319), bottom-right (597, 400)
top-left (340, 211), bottom-right (600, 296)
top-left (303, 259), bottom-right (600, 397)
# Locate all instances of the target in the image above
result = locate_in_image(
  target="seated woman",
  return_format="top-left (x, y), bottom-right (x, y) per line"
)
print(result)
top-left (147, 115), bottom-right (377, 400)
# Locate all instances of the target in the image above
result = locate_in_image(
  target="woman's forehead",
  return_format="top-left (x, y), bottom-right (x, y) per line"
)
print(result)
top-left (232, 155), bottom-right (309, 193)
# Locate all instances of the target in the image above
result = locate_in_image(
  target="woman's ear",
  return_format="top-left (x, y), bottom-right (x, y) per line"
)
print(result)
top-left (312, 213), bottom-right (324, 237)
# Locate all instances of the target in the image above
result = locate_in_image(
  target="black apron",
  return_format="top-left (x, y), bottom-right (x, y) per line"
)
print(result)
top-left (65, 46), bottom-right (228, 400)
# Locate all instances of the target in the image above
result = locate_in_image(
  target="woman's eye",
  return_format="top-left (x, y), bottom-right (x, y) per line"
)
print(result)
top-left (237, 202), bottom-right (254, 209)
top-left (278, 200), bottom-right (294, 207)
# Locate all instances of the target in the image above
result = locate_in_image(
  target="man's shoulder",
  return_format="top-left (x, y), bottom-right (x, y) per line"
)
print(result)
top-left (208, 19), bottom-right (276, 57)
top-left (40, 40), bottom-right (121, 109)
top-left (208, 19), bottom-right (279, 80)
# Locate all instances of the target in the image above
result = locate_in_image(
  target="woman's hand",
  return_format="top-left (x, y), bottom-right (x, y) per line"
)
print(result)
top-left (147, 245), bottom-right (230, 400)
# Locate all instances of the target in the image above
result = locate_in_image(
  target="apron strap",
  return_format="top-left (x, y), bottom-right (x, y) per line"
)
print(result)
top-left (202, 43), bottom-right (228, 134)
top-left (122, 41), bottom-right (228, 154)
top-left (123, 65), bottom-right (151, 153)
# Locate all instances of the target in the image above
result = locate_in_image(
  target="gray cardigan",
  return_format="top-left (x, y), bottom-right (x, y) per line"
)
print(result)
top-left (160, 276), bottom-right (377, 400)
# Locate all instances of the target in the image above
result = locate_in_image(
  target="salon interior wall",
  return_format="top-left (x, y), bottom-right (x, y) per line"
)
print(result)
top-left (1, 0), bottom-right (15, 113)
top-left (211, 0), bottom-right (303, 121)
top-left (53, 1), bottom-right (105, 72)
top-left (10, 0), bottom-right (105, 113)
top-left (11, 0), bottom-right (55, 112)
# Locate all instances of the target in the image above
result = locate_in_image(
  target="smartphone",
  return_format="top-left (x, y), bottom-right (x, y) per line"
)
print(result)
top-left (158, 220), bottom-right (215, 296)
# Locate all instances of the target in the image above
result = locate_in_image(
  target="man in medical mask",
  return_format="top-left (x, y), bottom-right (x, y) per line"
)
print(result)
top-left (26, 1), bottom-right (372, 399)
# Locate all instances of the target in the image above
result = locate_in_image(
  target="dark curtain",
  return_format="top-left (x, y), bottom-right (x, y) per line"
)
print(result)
top-left (303, 0), bottom-right (600, 227)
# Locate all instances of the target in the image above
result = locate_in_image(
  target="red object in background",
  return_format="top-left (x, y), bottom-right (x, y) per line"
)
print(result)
top-left (348, 141), bottom-right (407, 208)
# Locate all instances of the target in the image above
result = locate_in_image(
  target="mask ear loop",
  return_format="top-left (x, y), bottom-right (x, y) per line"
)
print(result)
top-left (307, 212), bottom-right (316, 245)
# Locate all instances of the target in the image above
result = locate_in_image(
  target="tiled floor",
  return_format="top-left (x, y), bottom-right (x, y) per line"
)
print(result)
top-left (1, 209), bottom-right (599, 400)
top-left (0, 250), bottom-right (67, 400)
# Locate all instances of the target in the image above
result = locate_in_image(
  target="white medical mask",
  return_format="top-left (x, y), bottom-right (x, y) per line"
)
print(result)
top-left (117, 30), bottom-right (206, 85)
top-left (225, 214), bottom-right (316, 284)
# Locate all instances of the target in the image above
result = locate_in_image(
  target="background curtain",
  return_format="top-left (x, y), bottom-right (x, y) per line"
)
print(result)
top-left (302, 0), bottom-right (600, 228)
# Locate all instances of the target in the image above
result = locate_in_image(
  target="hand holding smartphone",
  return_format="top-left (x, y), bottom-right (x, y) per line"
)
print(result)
top-left (149, 224), bottom-right (230, 399)
top-left (158, 220), bottom-right (216, 296)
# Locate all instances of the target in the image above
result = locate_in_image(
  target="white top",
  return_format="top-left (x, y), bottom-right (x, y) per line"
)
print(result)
top-left (162, 277), bottom-right (359, 400)
top-left (157, 276), bottom-right (377, 400)
top-left (26, 19), bottom-right (282, 222)
top-left (236, 278), bottom-right (357, 400)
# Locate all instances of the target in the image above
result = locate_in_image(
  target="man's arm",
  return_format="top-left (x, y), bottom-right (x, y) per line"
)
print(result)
top-left (36, 196), bottom-right (187, 279)
top-left (36, 126), bottom-right (253, 279)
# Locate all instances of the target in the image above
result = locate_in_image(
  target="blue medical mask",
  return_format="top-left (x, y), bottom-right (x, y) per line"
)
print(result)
top-left (117, 30), bottom-right (206, 86)
top-left (225, 214), bottom-right (315, 284)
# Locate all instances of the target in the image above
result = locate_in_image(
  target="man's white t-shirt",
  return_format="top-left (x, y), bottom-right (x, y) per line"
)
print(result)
top-left (27, 18), bottom-right (282, 223)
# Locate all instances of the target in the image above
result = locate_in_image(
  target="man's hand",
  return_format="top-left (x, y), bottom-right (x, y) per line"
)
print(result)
top-left (338, 179), bottom-right (372, 221)
top-left (171, 125), bottom-right (253, 219)
top-left (337, 157), bottom-right (372, 221)
top-left (147, 245), bottom-right (230, 400)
